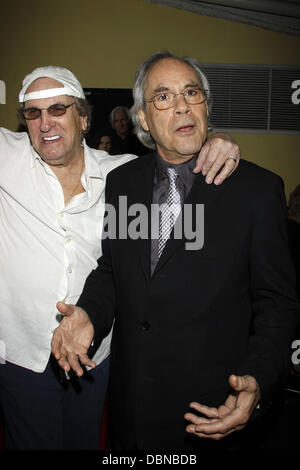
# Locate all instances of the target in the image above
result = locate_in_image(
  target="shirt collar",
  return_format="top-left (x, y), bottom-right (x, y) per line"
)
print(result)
top-left (29, 139), bottom-right (103, 181)
top-left (156, 152), bottom-right (197, 187)
top-left (29, 144), bottom-right (43, 169)
top-left (82, 140), bottom-right (104, 180)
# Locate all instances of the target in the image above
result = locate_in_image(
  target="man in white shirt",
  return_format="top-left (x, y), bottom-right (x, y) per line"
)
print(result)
top-left (0, 65), bottom-right (240, 449)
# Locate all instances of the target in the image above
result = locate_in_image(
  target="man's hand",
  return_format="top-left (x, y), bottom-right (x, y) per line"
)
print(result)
top-left (184, 374), bottom-right (260, 440)
top-left (51, 301), bottom-right (96, 376)
top-left (194, 133), bottom-right (240, 185)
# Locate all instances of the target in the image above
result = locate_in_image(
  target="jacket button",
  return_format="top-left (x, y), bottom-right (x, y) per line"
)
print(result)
top-left (142, 321), bottom-right (150, 331)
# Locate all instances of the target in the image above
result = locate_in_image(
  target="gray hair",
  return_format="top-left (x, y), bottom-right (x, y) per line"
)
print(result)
top-left (131, 51), bottom-right (213, 150)
top-left (18, 96), bottom-right (92, 136)
top-left (109, 105), bottom-right (131, 126)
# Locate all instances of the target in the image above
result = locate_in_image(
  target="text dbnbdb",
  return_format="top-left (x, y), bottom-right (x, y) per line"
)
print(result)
top-left (146, 454), bottom-right (197, 465)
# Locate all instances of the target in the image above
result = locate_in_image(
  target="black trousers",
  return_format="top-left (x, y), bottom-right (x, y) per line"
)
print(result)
top-left (0, 355), bottom-right (109, 450)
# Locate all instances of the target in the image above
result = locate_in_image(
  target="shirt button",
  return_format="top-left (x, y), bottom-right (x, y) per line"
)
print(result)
top-left (66, 237), bottom-right (72, 243)
top-left (68, 268), bottom-right (72, 274)
top-left (60, 213), bottom-right (64, 218)
top-left (142, 321), bottom-right (150, 331)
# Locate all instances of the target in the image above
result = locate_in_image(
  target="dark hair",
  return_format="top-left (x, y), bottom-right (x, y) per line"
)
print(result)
top-left (95, 128), bottom-right (113, 148)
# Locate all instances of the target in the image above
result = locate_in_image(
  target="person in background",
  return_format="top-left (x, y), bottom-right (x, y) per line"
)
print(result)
top-left (96, 128), bottom-right (113, 153)
top-left (109, 105), bottom-right (149, 155)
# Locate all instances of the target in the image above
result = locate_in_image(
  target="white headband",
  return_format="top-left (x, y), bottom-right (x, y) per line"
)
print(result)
top-left (19, 65), bottom-right (85, 102)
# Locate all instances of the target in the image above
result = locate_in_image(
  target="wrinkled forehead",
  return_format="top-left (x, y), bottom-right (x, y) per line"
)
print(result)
top-left (145, 58), bottom-right (200, 91)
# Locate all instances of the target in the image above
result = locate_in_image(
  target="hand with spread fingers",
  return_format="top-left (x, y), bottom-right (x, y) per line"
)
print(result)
top-left (51, 301), bottom-right (96, 377)
top-left (185, 374), bottom-right (261, 440)
top-left (193, 132), bottom-right (240, 185)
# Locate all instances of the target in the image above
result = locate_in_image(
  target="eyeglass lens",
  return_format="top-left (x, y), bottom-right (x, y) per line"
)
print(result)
top-left (23, 103), bottom-right (74, 120)
top-left (153, 88), bottom-right (205, 109)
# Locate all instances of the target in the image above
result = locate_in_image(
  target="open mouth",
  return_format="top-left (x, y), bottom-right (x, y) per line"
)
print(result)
top-left (176, 125), bottom-right (195, 134)
top-left (42, 135), bottom-right (61, 143)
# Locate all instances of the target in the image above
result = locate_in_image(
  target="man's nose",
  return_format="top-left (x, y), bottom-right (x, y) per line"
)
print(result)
top-left (39, 109), bottom-right (53, 131)
top-left (174, 93), bottom-right (191, 114)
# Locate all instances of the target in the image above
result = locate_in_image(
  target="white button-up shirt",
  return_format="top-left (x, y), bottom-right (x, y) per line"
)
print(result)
top-left (0, 127), bottom-right (136, 372)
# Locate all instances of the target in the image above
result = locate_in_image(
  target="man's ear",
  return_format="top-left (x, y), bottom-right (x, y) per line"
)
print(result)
top-left (138, 109), bottom-right (149, 132)
top-left (205, 101), bottom-right (209, 118)
top-left (80, 114), bottom-right (88, 133)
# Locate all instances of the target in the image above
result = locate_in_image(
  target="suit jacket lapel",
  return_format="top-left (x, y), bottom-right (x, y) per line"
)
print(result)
top-left (128, 154), bottom-right (156, 282)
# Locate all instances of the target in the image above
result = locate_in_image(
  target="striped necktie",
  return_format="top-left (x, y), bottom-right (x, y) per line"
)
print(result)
top-left (158, 167), bottom-right (181, 258)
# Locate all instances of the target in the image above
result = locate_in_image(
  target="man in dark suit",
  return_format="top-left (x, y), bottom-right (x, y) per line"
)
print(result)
top-left (52, 51), bottom-right (300, 450)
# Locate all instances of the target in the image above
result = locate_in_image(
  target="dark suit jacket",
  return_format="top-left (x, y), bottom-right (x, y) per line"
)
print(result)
top-left (287, 218), bottom-right (300, 298)
top-left (110, 130), bottom-right (149, 156)
top-left (78, 153), bottom-right (300, 450)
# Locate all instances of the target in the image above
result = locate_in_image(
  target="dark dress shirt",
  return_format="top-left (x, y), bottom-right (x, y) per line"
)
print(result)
top-left (151, 153), bottom-right (197, 274)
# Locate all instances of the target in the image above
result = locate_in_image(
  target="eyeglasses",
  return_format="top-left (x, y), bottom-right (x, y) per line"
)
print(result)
top-left (145, 86), bottom-right (206, 110)
top-left (23, 102), bottom-right (75, 120)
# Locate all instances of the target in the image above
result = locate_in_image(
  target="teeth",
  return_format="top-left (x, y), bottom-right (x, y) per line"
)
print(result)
top-left (44, 136), bottom-right (60, 141)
